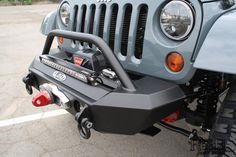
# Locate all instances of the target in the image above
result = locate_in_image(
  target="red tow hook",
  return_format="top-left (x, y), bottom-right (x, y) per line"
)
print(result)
top-left (32, 91), bottom-right (52, 107)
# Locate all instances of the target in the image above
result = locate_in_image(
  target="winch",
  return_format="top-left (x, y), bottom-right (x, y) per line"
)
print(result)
top-left (71, 49), bottom-right (107, 72)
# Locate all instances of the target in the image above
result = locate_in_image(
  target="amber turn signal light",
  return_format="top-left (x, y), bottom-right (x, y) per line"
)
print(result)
top-left (58, 36), bottom-right (64, 45)
top-left (166, 52), bottom-right (184, 72)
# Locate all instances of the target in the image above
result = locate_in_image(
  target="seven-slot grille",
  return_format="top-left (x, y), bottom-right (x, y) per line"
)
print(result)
top-left (71, 3), bottom-right (148, 60)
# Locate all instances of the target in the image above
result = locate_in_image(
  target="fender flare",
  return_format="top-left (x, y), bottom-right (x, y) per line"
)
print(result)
top-left (194, 10), bottom-right (236, 74)
top-left (40, 11), bottom-right (57, 35)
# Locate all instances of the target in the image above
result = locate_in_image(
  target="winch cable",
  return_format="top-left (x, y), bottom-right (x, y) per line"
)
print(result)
top-left (157, 121), bottom-right (191, 137)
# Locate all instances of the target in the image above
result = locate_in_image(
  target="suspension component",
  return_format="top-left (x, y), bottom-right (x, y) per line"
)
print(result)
top-left (185, 72), bottom-right (226, 131)
top-left (157, 122), bottom-right (207, 154)
top-left (188, 129), bottom-right (207, 152)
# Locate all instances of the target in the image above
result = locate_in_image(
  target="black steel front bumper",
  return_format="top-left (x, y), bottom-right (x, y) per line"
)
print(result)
top-left (23, 30), bottom-right (186, 135)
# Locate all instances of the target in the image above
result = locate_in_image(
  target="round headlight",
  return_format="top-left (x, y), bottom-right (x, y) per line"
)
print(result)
top-left (160, 1), bottom-right (194, 40)
top-left (59, 2), bottom-right (71, 26)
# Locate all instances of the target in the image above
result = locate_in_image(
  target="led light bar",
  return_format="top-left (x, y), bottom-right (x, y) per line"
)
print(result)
top-left (41, 58), bottom-right (88, 83)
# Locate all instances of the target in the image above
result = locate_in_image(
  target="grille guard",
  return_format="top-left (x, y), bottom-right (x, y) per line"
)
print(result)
top-left (24, 30), bottom-right (186, 135)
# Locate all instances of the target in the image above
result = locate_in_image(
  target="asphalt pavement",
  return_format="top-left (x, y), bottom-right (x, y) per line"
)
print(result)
top-left (0, 4), bottom-right (197, 157)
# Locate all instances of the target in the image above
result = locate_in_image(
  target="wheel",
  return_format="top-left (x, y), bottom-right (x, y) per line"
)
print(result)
top-left (205, 86), bottom-right (236, 157)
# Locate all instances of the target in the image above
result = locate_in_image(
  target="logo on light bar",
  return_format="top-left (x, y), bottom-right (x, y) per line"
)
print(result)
top-left (53, 71), bottom-right (66, 82)
top-left (41, 58), bottom-right (88, 83)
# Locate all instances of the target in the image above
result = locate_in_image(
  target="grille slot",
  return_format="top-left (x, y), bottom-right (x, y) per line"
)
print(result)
top-left (72, 6), bottom-right (78, 32)
top-left (80, 5), bottom-right (87, 33)
top-left (72, 6), bottom-right (78, 44)
top-left (79, 5), bottom-right (87, 46)
top-left (89, 5), bottom-right (96, 34)
top-left (134, 5), bottom-right (148, 59)
top-left (108, 4), bottom-right (119, 51)
top-left (121, 4), bottom-right (132, 56)
top-left (89, 5), bottom-right (96, 47)
top-left (98, 5), bottom-right (106, 38)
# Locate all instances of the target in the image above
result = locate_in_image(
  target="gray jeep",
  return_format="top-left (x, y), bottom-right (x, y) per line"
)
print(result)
top-left (23, 0), bottom-right (236, 156)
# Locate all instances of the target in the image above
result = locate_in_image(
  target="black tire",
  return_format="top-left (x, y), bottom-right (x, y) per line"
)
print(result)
top-left (205, 86), bottom-right (236, 157)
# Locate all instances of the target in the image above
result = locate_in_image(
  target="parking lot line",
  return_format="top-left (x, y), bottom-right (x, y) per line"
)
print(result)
top-left (0, 109), bottom-right (69, 127)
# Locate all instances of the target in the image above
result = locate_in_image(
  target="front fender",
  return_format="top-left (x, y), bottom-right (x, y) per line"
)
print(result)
top-left (40, 11), bottom-right (57, 35)
top-left (194, 10), bottom-right (236, 74)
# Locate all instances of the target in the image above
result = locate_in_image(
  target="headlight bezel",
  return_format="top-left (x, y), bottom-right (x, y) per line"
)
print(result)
top-left (59, 2), bottom-right (71, 27)
top-left (160, 0), bottom-right (195, 41)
